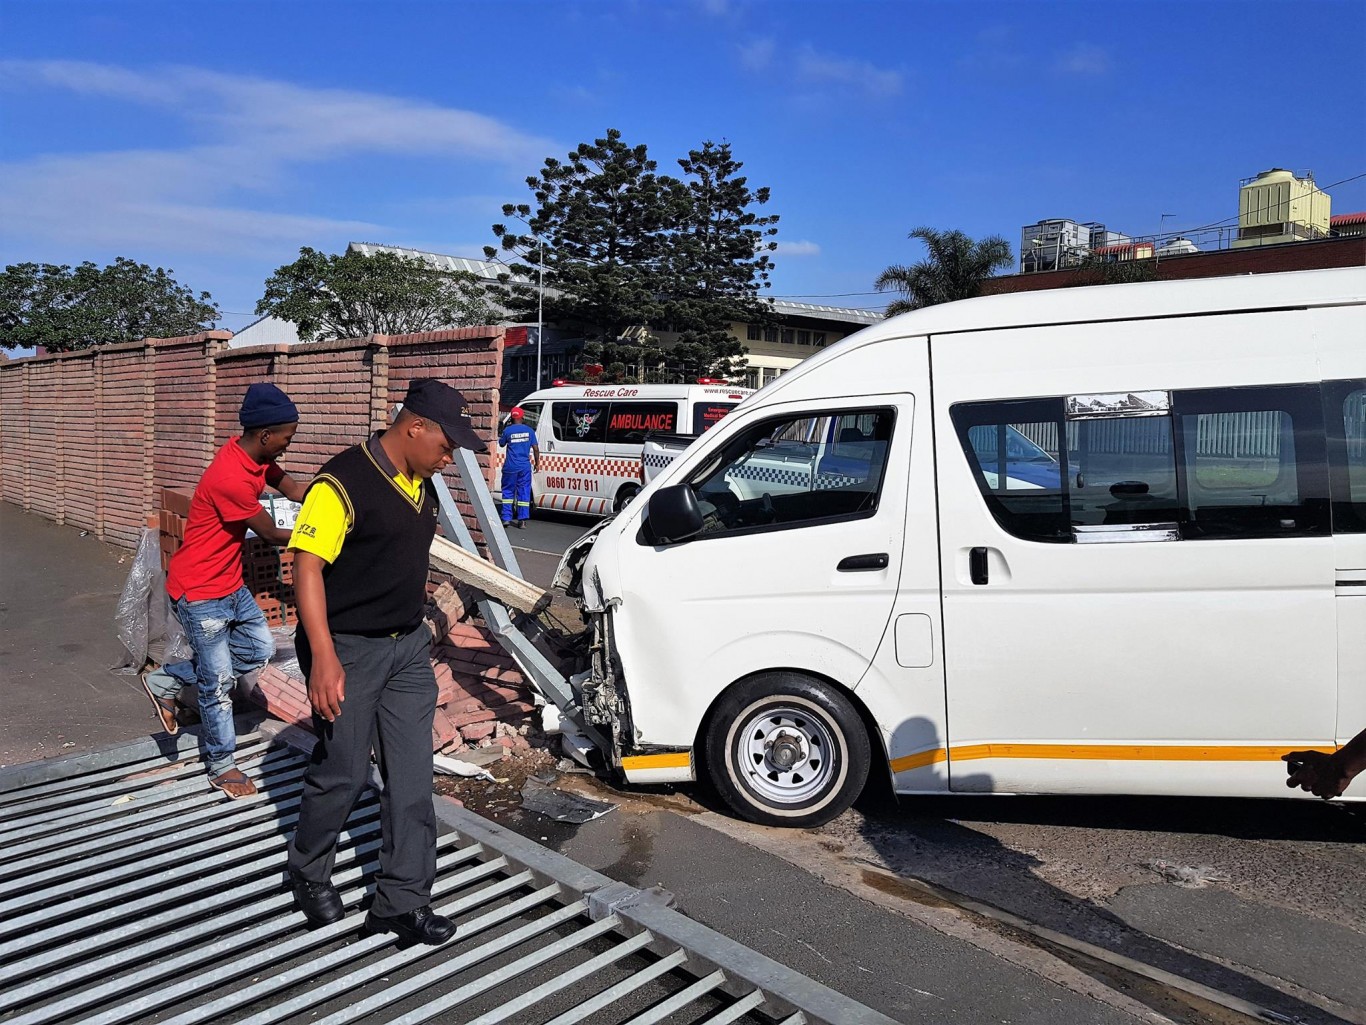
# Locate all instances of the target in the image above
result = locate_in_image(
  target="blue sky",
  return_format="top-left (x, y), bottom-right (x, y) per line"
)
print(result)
top-left (2, 0), bottom-right (1363, 332)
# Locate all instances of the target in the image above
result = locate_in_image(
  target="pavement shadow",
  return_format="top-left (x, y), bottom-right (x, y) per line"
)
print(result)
top-left (858, 716), bottom-right (1356, 1024)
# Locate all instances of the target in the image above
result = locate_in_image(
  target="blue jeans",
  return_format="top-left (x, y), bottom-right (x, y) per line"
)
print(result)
top-left (144, 585), bottom-right (275, 776)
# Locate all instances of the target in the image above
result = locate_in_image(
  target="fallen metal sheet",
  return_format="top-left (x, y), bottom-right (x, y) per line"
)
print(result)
top-left (0, 728), bottom-right (903, 1025)
top-left (519, 777), bottom-right (616, 824)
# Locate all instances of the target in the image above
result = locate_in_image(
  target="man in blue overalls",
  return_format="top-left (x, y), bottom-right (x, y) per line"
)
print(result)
top-left (498, 406), bottom-right (539, 529)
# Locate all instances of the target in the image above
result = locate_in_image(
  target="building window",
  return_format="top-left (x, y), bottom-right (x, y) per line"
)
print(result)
top-left (812, 332), bottom-right (826, 347)
top-left (746, 324), bottom-right (761, 341)
top-left (797, 330), bottom-right (811, 345)
top-left (781, 329), bottom-right (795, 344)
top-left (764, 327), bottom-right (778, 343)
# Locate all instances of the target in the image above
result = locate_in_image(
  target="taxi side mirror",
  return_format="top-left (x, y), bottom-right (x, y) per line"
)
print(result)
top-left (648, 485), bottom-right (704, 544)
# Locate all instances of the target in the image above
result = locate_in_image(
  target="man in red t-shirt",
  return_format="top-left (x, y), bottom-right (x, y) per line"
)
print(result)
top-left (142, 383), bottom-right (309, 798)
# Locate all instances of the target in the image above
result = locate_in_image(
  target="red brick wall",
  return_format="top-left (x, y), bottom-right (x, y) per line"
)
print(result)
top-left (981, 235), bottom-right (1366, 296)
top-left (0, 357), bottom-right (28, 507)
top-left (25, 359), bottom-right (62, 522)
top-left (0, 328), bottom-right (506, 549)
top-left (153, 334), bottom-right (230, 494)
top-left (275, 339), bottom-right (386, 477)
top-left (59, 354), bottom-right (99, 532)
top-left (99, 344), bottom-right (155, 548)
top-left (387, 329), bottom-right (505, 550)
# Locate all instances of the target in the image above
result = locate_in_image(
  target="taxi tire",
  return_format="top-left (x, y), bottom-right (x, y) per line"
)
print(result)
top-left (704, 673), bottom-right (870, 828)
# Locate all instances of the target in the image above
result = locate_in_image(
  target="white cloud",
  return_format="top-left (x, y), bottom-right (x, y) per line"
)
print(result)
top-left (794, 47), bottom-right (902, 97)
top-left (0, 60), bottom-right (554, 260)
top-left (1056, 43), bottom-right (1113, 77)
top-left (0, 60), bottom-right (553, 166)
top-left (738, 37), bottom-right (776, 72)
top-left (737, 42), bottom-right (901, 97)
top-left (775, 239), bottom-right (821, 256)
top-left (0, 149), bottom-right (384, 259)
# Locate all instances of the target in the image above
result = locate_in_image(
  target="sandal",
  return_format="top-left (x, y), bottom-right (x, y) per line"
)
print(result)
top-left (140, 673), bottom-right (180, 735)
top-left (208, 767), bottom-right (258, 799)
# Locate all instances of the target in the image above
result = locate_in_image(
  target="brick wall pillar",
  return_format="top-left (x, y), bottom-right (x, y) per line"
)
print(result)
top-left (141, 340), bottom-right (157, 533)
top-left (94, 352), bottom-right (105, 535)
top-left (369, 339), bottom-right (391, 433)
top-left (21, 362), bottom-right (32, 512)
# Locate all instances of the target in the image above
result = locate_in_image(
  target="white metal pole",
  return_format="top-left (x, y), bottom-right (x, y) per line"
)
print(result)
top-left (536, 238), bottom-right (544, 390)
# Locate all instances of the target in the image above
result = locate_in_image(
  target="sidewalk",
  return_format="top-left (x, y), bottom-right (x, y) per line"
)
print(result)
top-left (0, 501), bottom-right (154, 766)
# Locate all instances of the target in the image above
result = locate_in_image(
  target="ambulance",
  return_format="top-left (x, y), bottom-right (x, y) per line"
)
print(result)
top-left (555, 267), bottom-right (1366, 827)
top-left (498, 382), bottom-right (753, 518)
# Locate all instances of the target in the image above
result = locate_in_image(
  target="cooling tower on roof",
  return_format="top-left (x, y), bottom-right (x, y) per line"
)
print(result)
top-left (1233, 168), bottom-right (1331, 249)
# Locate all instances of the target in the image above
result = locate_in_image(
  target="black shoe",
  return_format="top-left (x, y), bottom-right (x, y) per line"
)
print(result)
top-left (515, 520), bottom-right (526, 529)
top-left (289, 871), bottom-right (344, 926)
top-left (365, 905), bottom-right (455, 945)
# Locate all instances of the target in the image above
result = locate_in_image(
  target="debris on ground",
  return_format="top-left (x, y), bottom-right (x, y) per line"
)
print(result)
top-left (433, 748), bottom-right (559, 820)
top-left (1142, 860), bottom-right (1231, 888)
top-left (519, 775), bottom-right (616, 823)
top-left (148, 490), bottom-right (557, 763)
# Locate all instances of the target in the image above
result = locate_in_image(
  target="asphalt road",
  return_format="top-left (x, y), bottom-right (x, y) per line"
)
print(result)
top-left (6, 500), bottom-right (1365, 1024)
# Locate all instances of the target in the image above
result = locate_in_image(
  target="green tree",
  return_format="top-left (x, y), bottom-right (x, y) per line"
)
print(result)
top-left (256, 247), bottom-right (493, 343)
top-left (486, 129), bottom-right (674, 383)
top-left (0, 258), bottom-right (220, 352)
top-left (486, 130), bottom-right (779, 383)
top-left (874, 227), bottom-right (1013, 316)
top-left (1069, 252), bottom-right (1158, 286)
top-left (659, 141), bottom-right (778, 382)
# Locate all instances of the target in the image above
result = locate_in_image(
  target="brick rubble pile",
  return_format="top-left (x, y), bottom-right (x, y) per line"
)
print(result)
top-left (157, 489), bottom-right (545, 758)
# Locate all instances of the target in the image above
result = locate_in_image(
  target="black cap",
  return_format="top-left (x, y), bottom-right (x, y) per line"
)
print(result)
top-left (402, 378), bottom-right (487, 453)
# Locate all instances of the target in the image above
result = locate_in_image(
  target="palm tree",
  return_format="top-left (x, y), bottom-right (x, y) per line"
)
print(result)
top-left (875, 227), bottom-right (1014, 316)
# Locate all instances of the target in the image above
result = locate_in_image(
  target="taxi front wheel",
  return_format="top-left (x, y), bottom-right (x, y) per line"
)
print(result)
top-left (704, 672), bottom-right (870, 828)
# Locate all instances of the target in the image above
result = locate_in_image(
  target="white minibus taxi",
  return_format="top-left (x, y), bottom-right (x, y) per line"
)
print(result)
top-left (556, 267), bottom-right (1366, 826)
top-left (500, 382), bottom-right (752, 518)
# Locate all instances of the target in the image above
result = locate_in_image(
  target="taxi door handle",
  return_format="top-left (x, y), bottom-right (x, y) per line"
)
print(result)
top-left (970, 547), bottom-right (989, 585)
top-left (837, 553), bottom-right (888, 572)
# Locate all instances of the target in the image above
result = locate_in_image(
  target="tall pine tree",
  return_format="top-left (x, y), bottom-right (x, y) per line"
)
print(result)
top-left (486, 129), bottom-right (675, 382)
top-left (659, 141), bottom-right (778, 382)
top-left (486, 130), bottom-right (779, 383)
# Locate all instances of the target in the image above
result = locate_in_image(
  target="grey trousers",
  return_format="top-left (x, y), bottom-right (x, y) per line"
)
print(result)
top-left (287, 625), bottom-right (437, 918)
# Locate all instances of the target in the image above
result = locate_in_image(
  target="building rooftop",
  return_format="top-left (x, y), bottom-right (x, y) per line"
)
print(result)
top-left (348, 242), bottom-right (526, 282)
top-left (766, 298), bottom-right (883, 325)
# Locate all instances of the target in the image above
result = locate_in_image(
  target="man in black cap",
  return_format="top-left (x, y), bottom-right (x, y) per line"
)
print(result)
top-left (142, 383), bottom-right (308, 798)
top-left (285, 378), bottom-right (486, 945)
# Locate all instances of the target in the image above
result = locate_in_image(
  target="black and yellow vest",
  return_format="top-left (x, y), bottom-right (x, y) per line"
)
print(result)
top-left (309, 439), bottom-right (438, 635)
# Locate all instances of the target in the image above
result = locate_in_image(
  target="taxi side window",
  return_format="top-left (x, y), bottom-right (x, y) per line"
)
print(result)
top-left (1324, 379), bottom-right (1366, 533)
top-left (684, 407), bottom-right (895, 538)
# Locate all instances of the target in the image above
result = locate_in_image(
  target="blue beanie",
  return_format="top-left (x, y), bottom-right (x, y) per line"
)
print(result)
top-left (239, 383), bottom-right (299, 429)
